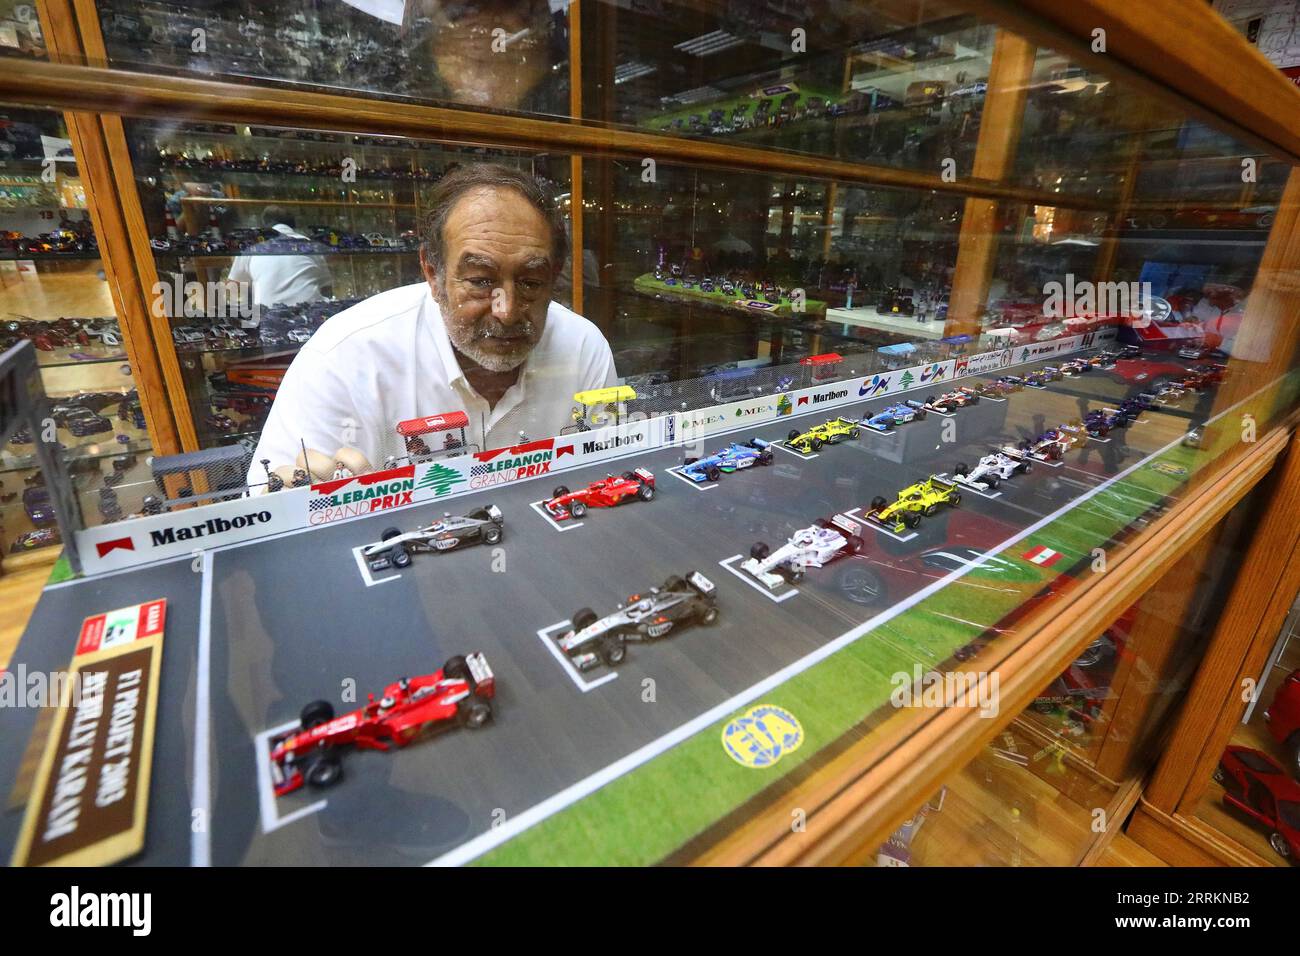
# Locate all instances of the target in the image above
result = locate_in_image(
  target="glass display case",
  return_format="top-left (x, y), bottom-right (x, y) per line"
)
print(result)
top-left (0, 0), bottom-right (1298, 869)
top-left (0, 104), bottom-right (155, 563)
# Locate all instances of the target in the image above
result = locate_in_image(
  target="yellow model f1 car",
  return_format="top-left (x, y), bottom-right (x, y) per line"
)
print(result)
top-left (865, 476), bottom-right (962, 532)
top-left (786, 417), bottom-right (860, 453)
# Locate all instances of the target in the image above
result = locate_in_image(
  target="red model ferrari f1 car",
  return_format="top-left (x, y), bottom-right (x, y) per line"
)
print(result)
top-left (543, 468), bottom-right (656, 519)
top-left (269, 653), bottom-right (496, 796)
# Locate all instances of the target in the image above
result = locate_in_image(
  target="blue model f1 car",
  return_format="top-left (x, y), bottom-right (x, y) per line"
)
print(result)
top-left (862, 400), bottom-right (928, 432)
top-left (682, 438), bottom-right (774, 482)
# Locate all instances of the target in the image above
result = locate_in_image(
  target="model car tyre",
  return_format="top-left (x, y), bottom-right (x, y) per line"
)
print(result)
top-left (871, 495), bottom-right (887, 511)
top-left (600, 635), bottom-right (627, 666)
top-left (572, 608), bottom-right (597, 630)
top-left (949, 493), bottom-right (962, 507)
top-left (986, 475), bottom-right (1000, 489)
top-left (924, 503), bottom-right (939, 517)
top-left (838, 566), bottom-right (885, 606)
top-left (699, 605), bottom-right (719, 625)
top-left (705, 465), bottom-right (722, 482)
top-left (1213, 764), bottom-right (1227, 785)
top-left (1270, 833), bottom-right (1292, 859)
top-left (552, 485), bottom-right (569, 498)
top-left (459, 697), bottom-right (492, 728)
top-left (300, 700), bottom-right (335, 730)
top-left (849, 427), bottom-right (860, 439)
top-left (303, 750), bottom-right (343, 789)
top-left (569, 500), bottom-right (587, 518)
top-left (1022, 462), bottom-right (1033, 474)
top-left (637, 483), bottom-right (655, 501)
top-left (381, 527), bottom-right (402, 542)
top-left (787, 429), bottom-right (800, 442)
top-left (915, 409), bottom-right (927, 419)
top-left (683, 457), bottom-right (698, 466)
top-left (955, 462), bottom-right (969, 476)
top-left (760, 450), bottom-right (774, 464)
top-left (750, 542), bottom-right (770, 561)
top-left (904, 511), bottom-right (921, 529)
top-left (391, 545), bottom-right (412, 568)
top-left (969, 394), bottom-right (979, 404)
top-left (784, 565), bottom-right (805, 583)
top-left (846, 534), bottom-right (864, 554)
top-left (483, 524), bottom-right (502, 544)
top-left (443, 655), bottom-right (470, 680)
top-left (810, 437), bottom-right (823, 451)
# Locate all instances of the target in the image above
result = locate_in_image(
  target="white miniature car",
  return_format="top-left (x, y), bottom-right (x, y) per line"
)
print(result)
top-left (740, 513), bottom-right (864, 589)
top-left (953, 453), bottom-right (1031, 490)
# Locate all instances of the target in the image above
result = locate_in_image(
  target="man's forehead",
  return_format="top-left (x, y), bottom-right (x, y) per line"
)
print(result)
top-left (444, 186), bottom-right (551, 260)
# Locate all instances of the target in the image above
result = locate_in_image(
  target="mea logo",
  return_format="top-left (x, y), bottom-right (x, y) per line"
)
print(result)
top-left (859, 374), bottom-right (891, 397)
top-left (50, 886), bottom-right (151, 936)
top-left (919, 363), bottom-right (947, 383)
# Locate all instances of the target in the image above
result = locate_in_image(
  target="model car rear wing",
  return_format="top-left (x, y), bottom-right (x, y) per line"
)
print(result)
top-left (686, 570), bottom-right (716, 595)
top-left (829, 513), bottom-right (863, 537)
top-left (466, 652), bottom-right (495, 698)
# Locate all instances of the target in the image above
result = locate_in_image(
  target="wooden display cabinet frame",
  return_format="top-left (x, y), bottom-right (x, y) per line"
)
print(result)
top-left (4, 0), bottom-right (1300, 864)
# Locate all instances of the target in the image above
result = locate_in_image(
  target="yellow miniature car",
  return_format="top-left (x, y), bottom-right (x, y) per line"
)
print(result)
top-left (787, 417), bottom-right (860, 453)
top-left (865, 476), bottom-right (962, 532)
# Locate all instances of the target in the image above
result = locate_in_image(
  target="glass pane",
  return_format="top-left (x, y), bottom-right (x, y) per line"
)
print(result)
top-left (1, 105), bottom-right (152, 558)
top-left (95, 0), bottom-right (570, 116)
top-left (0, 1), bottom-right (45, 60)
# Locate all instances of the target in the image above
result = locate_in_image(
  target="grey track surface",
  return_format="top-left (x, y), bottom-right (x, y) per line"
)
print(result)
top-left (0, 362), bottom-right (1204, 865)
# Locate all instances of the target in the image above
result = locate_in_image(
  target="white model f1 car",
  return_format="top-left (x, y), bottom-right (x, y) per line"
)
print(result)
top-left (362, 505), bottom-right (503, 571)
top-left (740, 513), bottom-right (864, 589)
top-left (953, 452), bottom-right (1033, 490)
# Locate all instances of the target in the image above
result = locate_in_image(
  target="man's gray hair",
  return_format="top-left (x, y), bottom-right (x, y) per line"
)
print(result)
top-left (420, 163), bottom-right (568, 277)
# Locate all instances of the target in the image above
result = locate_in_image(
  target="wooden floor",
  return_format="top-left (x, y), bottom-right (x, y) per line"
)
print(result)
top-left (0, 563), bottom-right (49, 670)
top-left (1093, 832), bottom-right (1169, 866)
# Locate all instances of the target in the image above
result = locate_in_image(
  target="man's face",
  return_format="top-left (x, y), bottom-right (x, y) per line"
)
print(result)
top-left (424, 185), bottom-right (554, 373)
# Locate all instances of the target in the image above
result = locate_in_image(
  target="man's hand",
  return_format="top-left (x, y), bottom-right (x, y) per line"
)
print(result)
top-left (264, 446), bottom-right (372, 492)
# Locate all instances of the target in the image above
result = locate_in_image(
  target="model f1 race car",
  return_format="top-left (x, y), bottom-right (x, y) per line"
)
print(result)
top-left (557, 571), bottom-right (719, 669)
top-left (544, 468), bottom-right (656, 518)
top-left (862, 401), bottom-right (928, 431)
top-left (786, 417), bottom-right (860, 452)
top-left (865, 477), bottom-right (961, 533)
top-left (953, 452), bottom-right (1032, 490)
top-left (362, 506), bottom-right (504, 570)
top-left (1081, 407), bottom-right (1132, 437)
top-left (1057, 358), bottom-right (1092, 376)
top-left (925, 388), bottom-right (979, 412)
top-left (682, 438), bottom-right (773, 482)
top-left (741, 513), bottom-right (865, 588)
top-left (269, 653), bottom-right (496, 796)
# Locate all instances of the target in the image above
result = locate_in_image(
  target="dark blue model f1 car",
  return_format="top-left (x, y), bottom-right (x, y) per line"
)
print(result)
top-left (682, 438), bottom-right (774, 482)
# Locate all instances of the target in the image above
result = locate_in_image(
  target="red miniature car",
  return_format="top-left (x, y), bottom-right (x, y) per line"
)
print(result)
top-left (1182, 363), bottom-right (1227, 390)
top-left (1215, 745), bottom-right (1300, 862)
top-left (543, 468), bottom-right (656, 519)
top-left (1265, 669), bottom-right (1300, 778)
top-left (269, 653), bottom-right (496, 797)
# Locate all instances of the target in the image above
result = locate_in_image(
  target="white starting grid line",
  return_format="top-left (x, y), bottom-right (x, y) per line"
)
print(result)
top-left (255, 719), bottom-right (328, 834)
top-left (771, 439), bottom-right (819, 459)
top-left (1089, 435), bottom-right (1113, 444)
top-left (981, 395), bottom-right (1008, 403)
top-left (352, 543), bottom-right (400, 586)
top-left (536, 620), bottom-right (618, 692)
top-left (717, 554), bottom-right (799, 603)
top-left (529, 499), bottom-right (584, 532)
top-left (665, 465), bottom-right (717, 491)
top-left (859, 423), bottom-right (899, 439)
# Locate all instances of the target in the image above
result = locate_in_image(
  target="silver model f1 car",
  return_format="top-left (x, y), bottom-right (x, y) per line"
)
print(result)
top-left (741, 513), bottom-right (865, 589)
top-left (558, 571), bottom-right (719, 669)
top-left (953, 452), bottom-right (1032, 490)
top-left (363, 505), bottom-right (503, 571)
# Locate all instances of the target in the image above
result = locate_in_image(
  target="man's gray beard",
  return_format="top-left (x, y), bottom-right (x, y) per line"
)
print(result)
top-left (439, 293), bottom-right (536, 373)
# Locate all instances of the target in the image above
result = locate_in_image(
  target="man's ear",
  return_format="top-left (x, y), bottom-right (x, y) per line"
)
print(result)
top-left (419, 246), bottom-right (441, 298)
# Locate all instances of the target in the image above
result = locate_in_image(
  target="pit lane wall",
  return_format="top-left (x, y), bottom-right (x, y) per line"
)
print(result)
top-left (73, 329), bottom-right (1113, 575)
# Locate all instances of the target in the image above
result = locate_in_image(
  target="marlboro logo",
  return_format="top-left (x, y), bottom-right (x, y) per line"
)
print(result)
top-left (95, 537), bottom-right (134, 558)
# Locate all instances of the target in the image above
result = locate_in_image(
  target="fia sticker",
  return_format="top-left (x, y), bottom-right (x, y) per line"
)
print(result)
top-left (721, 704), bottom-right (804, 768)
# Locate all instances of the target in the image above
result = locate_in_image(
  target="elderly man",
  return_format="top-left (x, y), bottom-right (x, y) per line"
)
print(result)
top-left (251, 163), bottom-right (616, 483)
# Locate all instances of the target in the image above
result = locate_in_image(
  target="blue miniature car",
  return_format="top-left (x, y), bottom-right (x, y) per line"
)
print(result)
top-left (862, 400), bottom-right (928, 431)
top-left (682, 438), bottom-right (774, 482)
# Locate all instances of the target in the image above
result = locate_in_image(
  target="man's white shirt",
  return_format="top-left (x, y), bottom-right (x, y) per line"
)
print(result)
top-left (249, 282), bottom-right (616, 482)
top-left (228, 223), bottom-right (332, 307)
